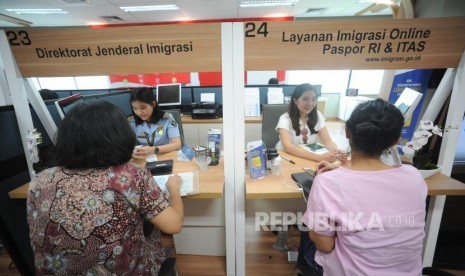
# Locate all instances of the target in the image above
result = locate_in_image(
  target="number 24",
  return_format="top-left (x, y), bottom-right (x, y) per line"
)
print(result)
top-left (245, 22), bottom-right (268, 38)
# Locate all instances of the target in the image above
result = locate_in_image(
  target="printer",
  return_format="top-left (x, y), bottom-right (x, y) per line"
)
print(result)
top-left (191, 102), bottom-right (222, 119)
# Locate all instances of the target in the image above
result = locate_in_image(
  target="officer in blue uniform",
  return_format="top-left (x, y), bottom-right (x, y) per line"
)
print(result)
top-left (129, 87), bottom-right (181, 156)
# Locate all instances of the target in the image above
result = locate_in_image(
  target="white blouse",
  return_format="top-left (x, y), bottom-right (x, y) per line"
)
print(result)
top-left (275, 111), bottom-right (326, 150)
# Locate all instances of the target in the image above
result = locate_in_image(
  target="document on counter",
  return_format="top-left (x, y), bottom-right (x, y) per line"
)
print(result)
top-left (153, 172), bottom-right (199, 196)
top-left (244, 88), bottom-right (260, 117)
top-left (267, 87), bottom-right (284, 104)
top-left (299, 143), bottom-right (328, 154)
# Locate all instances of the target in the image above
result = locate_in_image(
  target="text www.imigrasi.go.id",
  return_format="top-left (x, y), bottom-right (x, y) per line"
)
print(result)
top-left (366, 55), bottom-right (422, 63)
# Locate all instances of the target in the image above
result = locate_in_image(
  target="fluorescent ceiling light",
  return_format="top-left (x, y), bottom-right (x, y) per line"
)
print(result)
top-left (120, 5), bottom-right (179, 12)
top-left (6, 8), bottom-right (68, 14)
top-left (357, 0), bottom-right (397, 5)
top-left (239, 0), bottom-right (298, 8)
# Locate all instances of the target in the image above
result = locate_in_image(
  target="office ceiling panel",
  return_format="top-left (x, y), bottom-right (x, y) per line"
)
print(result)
top-left (0, 0), bottom-right (395, 27)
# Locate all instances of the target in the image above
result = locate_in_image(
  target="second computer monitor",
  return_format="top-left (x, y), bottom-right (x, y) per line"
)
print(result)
top-left (156, 83), bottom-right (181, 106)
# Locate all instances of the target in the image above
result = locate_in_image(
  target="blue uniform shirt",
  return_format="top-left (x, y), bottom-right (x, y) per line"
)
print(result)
top-left (129, 113), bottom-right (180, 146)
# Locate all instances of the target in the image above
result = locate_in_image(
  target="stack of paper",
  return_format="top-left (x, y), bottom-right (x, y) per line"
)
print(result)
top-left (244, 88), bottom-right (260, 117)
top-left (267, 87), bottom-right (284, 104)
top-left (153, 171), bottom-right (199, 196)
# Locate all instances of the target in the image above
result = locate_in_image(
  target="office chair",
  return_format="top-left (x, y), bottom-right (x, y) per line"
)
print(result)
top-left (261, 104), bottom-right (288, 148)
top-left (164, 109), bottom-right (185, 146)
top-left (158, 257), bottom-right (177, 276)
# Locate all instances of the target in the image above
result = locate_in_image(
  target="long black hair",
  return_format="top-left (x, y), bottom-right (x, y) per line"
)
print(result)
top-left (130, 87), bottom-right (164, 125)
top-left (346, 99), bottom-right (404, 156)
top-left (289, 83), bottom-right (319, 135)
top-left (54, 100), bottom-right (136, 169)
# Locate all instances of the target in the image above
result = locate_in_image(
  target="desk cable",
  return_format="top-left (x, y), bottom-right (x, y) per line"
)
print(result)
top-left (283, 180), bottom-right (307, 203)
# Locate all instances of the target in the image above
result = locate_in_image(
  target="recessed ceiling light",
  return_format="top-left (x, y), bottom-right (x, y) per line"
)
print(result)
top-left (6, 8), bottom-right (68, 14)
top-left (120, 5), bottom-right (179, 12)
top-left (239, 0), bottom-right (298, 8)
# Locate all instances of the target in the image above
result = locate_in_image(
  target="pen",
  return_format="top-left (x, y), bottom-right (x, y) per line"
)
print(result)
top-left (281, 155), bottom-right (295, 164)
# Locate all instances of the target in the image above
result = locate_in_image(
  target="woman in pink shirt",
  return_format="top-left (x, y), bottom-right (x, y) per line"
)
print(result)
top-left (302, 99), bottom-right (427, 275)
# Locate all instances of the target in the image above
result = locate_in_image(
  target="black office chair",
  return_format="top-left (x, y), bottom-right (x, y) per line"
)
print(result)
top-left (422, 267), bottom-right (455, 276)
top-left (158, 257), bottom-right (177, 276)
top-left (261, 104), bottom-right (288, 148)
top-left (164, 109), bottom-right (185, 146)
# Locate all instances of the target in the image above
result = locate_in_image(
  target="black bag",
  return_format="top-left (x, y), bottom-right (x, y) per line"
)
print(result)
top-left (291, 172), bottom-right (314, 201)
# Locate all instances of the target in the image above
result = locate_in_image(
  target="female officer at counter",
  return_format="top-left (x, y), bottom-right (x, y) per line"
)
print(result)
top-left (129, 87), bottom-right (181, 156)
top-left (276, 83), bottom-right (345, 163)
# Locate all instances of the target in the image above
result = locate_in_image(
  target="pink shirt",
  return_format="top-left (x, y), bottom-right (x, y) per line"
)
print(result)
top-left (302, 165), bottom-right (427, 276)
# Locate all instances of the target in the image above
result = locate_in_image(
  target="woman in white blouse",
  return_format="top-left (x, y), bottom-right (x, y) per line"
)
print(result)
top-left (276, 83), bottom-right (344, 163)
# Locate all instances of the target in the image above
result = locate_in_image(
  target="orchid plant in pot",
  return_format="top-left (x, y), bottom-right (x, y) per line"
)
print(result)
top-left (401, 120), bottom-right (443, 178)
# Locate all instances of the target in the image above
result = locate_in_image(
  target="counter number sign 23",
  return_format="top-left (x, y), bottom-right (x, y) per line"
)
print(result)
top-left (245, 22), bottom-right (268, 38)
top-left (6, 30), bottom-right (32, 46)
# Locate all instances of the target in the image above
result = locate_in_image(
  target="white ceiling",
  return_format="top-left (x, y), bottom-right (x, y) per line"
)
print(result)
top-left (0, 0), bottom-right (394, 27)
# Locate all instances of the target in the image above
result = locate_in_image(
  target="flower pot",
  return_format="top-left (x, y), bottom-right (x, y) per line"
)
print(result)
top-left (418, 167), bottom-right (441, 179)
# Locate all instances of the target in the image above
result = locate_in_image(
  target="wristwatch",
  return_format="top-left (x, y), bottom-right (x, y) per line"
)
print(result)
top-left (154, 146), bottom-right (160, 154)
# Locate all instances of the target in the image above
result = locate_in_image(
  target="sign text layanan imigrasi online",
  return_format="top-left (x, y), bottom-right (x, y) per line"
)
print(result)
top-left (282, 28), bottom-right (431, 56)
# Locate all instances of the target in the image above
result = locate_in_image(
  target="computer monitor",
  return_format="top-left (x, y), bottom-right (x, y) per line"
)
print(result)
top-left (192, 86), bottom-right (223, 105)
top-left (54, 90), bottom-right (72, 99)
top-left (156, 83), bottom-right (181, 106)
top-left (98, 91), bottom-right (132, 117)
top-left (43, 100), bottom-right (62, 127)
top-left (55, 93), bottom-right (83, 119)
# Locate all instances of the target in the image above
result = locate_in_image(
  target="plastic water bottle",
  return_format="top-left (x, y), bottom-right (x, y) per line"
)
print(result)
top-left (269, 155), bottom-right (282, 176)
top-left (210, 147), bottom-right (219, 166)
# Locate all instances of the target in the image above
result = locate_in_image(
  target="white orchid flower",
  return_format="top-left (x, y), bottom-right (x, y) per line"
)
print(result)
top-left (432, 126), bottom-right (443, 137)
top-left (402, 142), bottom-right (416, 155)
top-left (419, 120), bottom-right (434, 130)
top-left (413, 130), bottom-right (432, 139)
top-left (416, 137), bottom-right (428, 146)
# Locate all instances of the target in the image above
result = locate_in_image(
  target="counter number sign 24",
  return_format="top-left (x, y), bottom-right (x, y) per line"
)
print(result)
top-left (245, 22), bottom-right (268, 38)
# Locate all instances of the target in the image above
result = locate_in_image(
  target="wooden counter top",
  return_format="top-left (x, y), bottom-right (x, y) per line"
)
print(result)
top-left (245, 152), bottom-right (465, 199)
top-left (9, 152), bottom-right (224, 200)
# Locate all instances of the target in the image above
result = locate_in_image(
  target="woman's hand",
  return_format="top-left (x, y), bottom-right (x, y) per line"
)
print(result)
top-left (334, 149), bottom-right (350, 164)
top-left (316, 161), bottom-right (340, 174)
top-left (166, 175), bottom-right (181, 195)
top-left (318, 152), bottom-right (337, 163)
top-left (133, 146), bottom-right (153, 156)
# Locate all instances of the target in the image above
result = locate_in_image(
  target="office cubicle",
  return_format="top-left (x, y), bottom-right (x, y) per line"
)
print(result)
top-left (0, 106), bottom-right (35, 275)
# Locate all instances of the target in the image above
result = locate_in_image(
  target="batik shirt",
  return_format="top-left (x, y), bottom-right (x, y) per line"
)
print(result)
top-left (27, 163), bottom-right (170, 275)
top-left (129, 113), bottom-right (180, 146)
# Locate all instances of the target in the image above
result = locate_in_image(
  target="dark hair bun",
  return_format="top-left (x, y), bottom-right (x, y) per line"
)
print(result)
top-left (355, 121), bottom-right (381, 137)
top-left (346, 99), bottom-right (404, 156)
